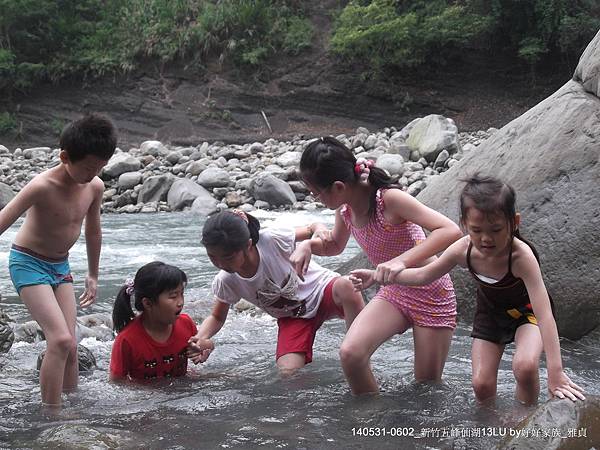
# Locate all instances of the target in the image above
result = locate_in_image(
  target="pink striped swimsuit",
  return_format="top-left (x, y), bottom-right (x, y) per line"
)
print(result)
top-left (341, 189), bottom-right (456, 329)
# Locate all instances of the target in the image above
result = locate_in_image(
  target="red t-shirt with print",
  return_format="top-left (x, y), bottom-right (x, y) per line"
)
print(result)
top-left (110, 313), bottom-right (197, 380)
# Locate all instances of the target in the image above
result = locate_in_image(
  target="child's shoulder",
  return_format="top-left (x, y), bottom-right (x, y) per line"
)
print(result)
top-left (511, 237), bottom-right (541, 275)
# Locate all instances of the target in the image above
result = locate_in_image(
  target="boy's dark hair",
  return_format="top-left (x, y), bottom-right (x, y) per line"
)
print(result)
top-left (201, 210), bottom-right (260, 253)
top-left (459, 174), bottom-right (518, 235)
top-left (112, 261), bottom-right (187, 333)
top-left (299, 136), bottom-right (395, 220)
top-left (60, 113), bottom-right (117, 162)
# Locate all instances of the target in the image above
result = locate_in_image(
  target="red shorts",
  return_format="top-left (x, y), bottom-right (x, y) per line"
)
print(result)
top-left (276, 278), bottom-right (343, 364)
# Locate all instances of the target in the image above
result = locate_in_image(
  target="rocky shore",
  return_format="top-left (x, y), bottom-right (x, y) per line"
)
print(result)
top-left (0, 115), bottom-right (496, 214)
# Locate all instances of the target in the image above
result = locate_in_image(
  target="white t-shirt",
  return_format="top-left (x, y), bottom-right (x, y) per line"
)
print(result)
top-left (212, 227), bottom-right (338, 319)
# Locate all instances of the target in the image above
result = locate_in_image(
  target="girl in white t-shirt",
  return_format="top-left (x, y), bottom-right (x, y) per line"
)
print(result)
top-left (188, 210), bottom-right (365, 374)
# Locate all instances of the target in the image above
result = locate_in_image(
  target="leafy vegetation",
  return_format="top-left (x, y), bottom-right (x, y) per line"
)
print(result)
top-left (331, 0), bottom-right (600, 77)
top-left (0, 0), bottom-right (313, 96)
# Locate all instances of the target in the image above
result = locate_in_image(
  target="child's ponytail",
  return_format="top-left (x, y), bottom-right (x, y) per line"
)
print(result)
top-left (112, 285), bottom-right (135, 333)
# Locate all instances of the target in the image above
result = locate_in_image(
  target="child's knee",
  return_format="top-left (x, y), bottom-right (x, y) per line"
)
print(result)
top-left (49, 333), bottom-right (76, 356)
top-left (339, 340), bottom-right (369, 369)
top-left (512, 357), bottom-right (539, 384)
top-left (334, 278), bottom-right (364, 306)
top-left (472, 376), bottom-right (497, 401)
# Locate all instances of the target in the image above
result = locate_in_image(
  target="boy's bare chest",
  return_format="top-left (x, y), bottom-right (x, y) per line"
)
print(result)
top-left (41, 186), bottom-right (95, 225)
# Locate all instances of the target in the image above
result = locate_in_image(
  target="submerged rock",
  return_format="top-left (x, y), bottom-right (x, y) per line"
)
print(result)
top-left (0, 307), bottom-right (14, 353)
top-left (37, 424), bottom-right (135, 449)
top-left (498, 396), bottom-right (600, 450)
top-left (37, 344), bottom-right (97, 372)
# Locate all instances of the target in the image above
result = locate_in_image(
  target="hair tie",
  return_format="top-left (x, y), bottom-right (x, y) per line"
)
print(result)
top-left (354, 158), bottom-right (373, 185)
top-left (125, 278), bottom-right (134, 296)
top-left (231, 209), bottom-right (249, 224)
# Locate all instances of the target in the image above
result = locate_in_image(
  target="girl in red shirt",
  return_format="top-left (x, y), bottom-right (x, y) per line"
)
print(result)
top-left (110, 261), bottom-right (198, 381)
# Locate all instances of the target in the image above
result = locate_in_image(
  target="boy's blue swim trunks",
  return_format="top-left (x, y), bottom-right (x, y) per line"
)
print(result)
top-left (9, 244), bottom-right (73, 294)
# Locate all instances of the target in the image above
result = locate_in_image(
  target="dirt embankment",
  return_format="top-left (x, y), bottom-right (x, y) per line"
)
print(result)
top-left (1, 2), bottom-right (569, 150)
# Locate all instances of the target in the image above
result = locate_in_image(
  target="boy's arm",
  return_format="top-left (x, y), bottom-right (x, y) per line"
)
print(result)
top-left (516, 248), bottom-right (585, 401)
top-left (0, 179), bottom-right (41, 235)
top-left (188, 300), bottom-right (229, 364)
top-left (81, 179), bottom-right (104, 307)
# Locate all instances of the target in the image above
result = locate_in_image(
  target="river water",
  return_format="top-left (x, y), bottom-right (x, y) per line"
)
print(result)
top-left (0, 211), bottom-right (598, 449)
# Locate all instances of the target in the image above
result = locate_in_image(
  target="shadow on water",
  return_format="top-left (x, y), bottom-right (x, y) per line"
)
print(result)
top-left (1, 212), bottom-right (599, 449)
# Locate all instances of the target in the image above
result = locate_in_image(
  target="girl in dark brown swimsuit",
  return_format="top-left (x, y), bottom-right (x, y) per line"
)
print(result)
top-left (351, 175), bottom-right (585, 405)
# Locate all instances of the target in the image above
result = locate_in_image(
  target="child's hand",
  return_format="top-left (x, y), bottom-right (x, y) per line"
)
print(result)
top-left (187, 336), bottom-right (214, 364)
top-left (374, 260), bottom-right (406, 285)
top-left (548, 370), bottom-right (585, 401)
top-left (349, 269), bottom-right (376, 291)
top-left (313, 227), bottom-right (333, 244)
top-left (289, 241), bottom-right (312, 281)
top-left (79, 275), bottom-right (98, 307)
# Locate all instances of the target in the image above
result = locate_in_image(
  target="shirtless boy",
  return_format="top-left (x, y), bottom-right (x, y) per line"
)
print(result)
top-left (0, 114), bottom-right (117, 406)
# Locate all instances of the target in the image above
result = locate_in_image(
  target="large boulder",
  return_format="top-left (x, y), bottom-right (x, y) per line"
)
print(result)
top-left (137, 174), bottom-right (175, 204)
top-left (415, 32), bottom-right (600, 340)
top-left (404, 114), bottom-right (461, 162)
top-left (167, 178), bottom-right (213, 211)
top-left (251, 173), bottom-right (296, 207)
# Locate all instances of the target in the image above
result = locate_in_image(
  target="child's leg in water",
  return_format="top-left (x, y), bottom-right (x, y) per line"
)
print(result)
top-left (471, 338), bottom-right (504, 403)
top-left (413, 326), bottom-right (453, 382)
top-left (339, 298), bottom-right (411, 395)
top-left (331, 276), bottom-right (365, 329)
top-left (19, 284), bottom-right (78, 406)
top-left (512, 324), bottom-right (543, 405)
top-left (53, 283), bottom-right (79, 393)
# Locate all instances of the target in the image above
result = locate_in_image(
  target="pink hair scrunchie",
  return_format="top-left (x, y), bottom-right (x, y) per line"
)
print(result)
top-left (354, 158), bottom-right (374, 185)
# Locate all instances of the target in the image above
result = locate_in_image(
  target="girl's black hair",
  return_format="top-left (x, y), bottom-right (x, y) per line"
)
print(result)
top-left (299, 136), bottom-right (395, 220)
top-left (112, 261), bottom-right (187, 333)
top-left (459, 174), bottom-right (518, 235)
top-left (201, 210), bottom-right (260, 253)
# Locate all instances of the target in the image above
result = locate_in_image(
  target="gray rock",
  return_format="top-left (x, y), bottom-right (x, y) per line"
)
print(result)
top-left (251, 173), bottom-right (297, 207)
top-left (117, 172), bottom-right (142, 190)
top-left (166, 151), bottom-right (182, 165)
top-left (140, 140), bottom-right (169, 157)
top-left (102, 153), bottom-right (142, 179)
top-left (498, 397), bottom-right (600, 449)
top-left (405, 114), bottom-right (461, 162)
top-left (573, 29), bottom-right (600, 96)
top-left (0, 182), bottom-right (15, 209)
top-left (433, 149), bottom-right (450, 170)
top-left (376, 154), bottom-right (405, 176)
top-left (0, 307), bottom-right (14, 353)
top-left (137, 174), bottom-right (175, 204)
top-left (23, 147), bottom-right (51, 159)
top-left (197, 167), bottom-right (230, 188)
top-left (0, 145), bottom-right (9, 154)
top-left (185, 161), bottom-right (207, 176)
top-left (190, 194), bottom-right (219, 216)
top-left (276, 151), bottom-right (302, 167)
top-left (168, 178), bottom-right (213, 211)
